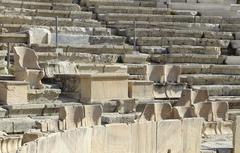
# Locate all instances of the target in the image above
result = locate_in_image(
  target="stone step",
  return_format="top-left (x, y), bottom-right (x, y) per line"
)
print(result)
top-left (100, 13), bottom-right (240, 25)
top-left (151, 54), bottom-right (226, 64)
top-left (1, 24), bottom-right (112, 35)
top-left (0, 14), bottom-right (101, 27)
top-left (209, 96), bottom-right (240, 109)
top-left (0, 33), bottom-right (28, 43)
top-left (193, 85), bottom-right (240, 96)
top-left (180, 74), bottom-right (240, 85)
top-left (99, 13), bottom-right (229, 24)
top-left (8, 0), bottom-right (73, 3)
top-left (108, 21), bottom-right (220, 31)
top-left (95, 5), bottom-right (198, 15)
top-left (167, 45), bottom-right (221, 55)
top-left (31, 44), bottom-right (133, 54)
top-left (180, 64), bottom-right (240, 75)
top-left (36, 52), bottom-right (121, 63)
top-left (135, 37), bottom-right (230, 48)
top-left (0, 0), bottom-right (81, 11)
top-left (139, 45), bottom-right (221, 55)
top-left (82, 0), bottom-right (157, 7)
top-left (95, 5), bottom-right (171, 14)
top-left (51, 34), bottom-right (126, 45)
top-left (2, 103), bottom-right (81, 117)
top-left (0, 7), bottom-right (93, 20)
top-left (124, 28), bottom-right (234, 39)
top-left (227, 109), bottom-right (240, 120)
top-left (41, 62), bottom-right (127, 78)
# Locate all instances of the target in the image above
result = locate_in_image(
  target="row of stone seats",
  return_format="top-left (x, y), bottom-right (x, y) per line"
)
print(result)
top-left (0, 0), bottom-right (81, 11)
top-left (0, 7), bottom-right (93, 20)
top-left (139, 101), bottom-right (232, 135)
top-left (8, 0), bottom-right (74, 3)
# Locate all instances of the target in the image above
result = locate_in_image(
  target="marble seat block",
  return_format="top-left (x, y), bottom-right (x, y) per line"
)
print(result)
top-left (59, 105), bottom-right (84, 130)
top-left (140, 103), bottom-right (172, 121)
top-left (82, 104), bottom-right (103, 127)
top-left (79, 73), bottom-right (129, 103)
top-left (176, 88), bottom-right (209, 106)
top-left (0, 81), bottom-right (28, 105)
top-left (146, 64), bottom-right (181, 83)
top-left (128, 80), bottom-right (154, 99)
top-left (14, 47), bottom-right (44, 89)
top-left (172, 106), bottom-right (196, 119)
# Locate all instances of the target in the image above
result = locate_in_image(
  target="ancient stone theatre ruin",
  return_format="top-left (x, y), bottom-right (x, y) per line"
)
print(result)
top-left (0, 0), bottom-right (239, 153)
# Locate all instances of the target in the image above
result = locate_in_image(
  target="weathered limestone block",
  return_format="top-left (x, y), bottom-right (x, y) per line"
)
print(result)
top-left (79, 73), bottom-right (129, 103)
top-left (128, 80), bottom-right (154, 99)
top-left (140, 103), bottom-right (172, 121)
top-left (146, 64), bottom-right (180, 83)
top-left (21, 27), bottom-right (51, 45)
top-left (233, 116), bottom-right (240, 153)
top-left (59, 105), bottom-right (84, 130)
top-left (226, 56), bottom-right (240, 65)
top-left (212, 102), bottom-right (229, 121)
top-left (182, 118), bottom-right (203, 153)
top-left (22, 130), bottom-right (43, 144)
top-left (0, 81), bottom-right (28, 105)
top-left (0, 136), bottom-right (22, 153)
top-left (176, 89), bottom-right (209, 106)
top-left (157, 120), bottom-right (183, 153)
top-left (172, 106), bottom-right (196, 119)
top-left (121, 54), bottom-right (148, 64)
top-left (154, 83), bottom-right (187, 99)
top-left (91, 126), bottom-right (106, 153)
top-left (102, 113), bottom-right (139, 124)
top-left (193, 102), bottom-right (213, 121)
top-left (14, 47), bottom-right (44, 89)
top-left (113, 98), bottom-right (136, 114)
top-left (105, 123), bottom-right (131, 153)
top-left (82, 104), bottom-right (102, 127)
top-left (137, 121), bottom-right (157, 153)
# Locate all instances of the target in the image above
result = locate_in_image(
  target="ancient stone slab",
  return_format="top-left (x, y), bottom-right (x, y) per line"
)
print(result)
top-left (79, 73), bottom-right (129, 103)
top-left (182, 118), bottom-right (203, 153)
top-left (157, 120), bottom-right (183, 153)
top-left (82, 104), bottom-right (102, 127)
top-left (138, 121), bottom-right (156, 153)
top-left (172, 106), bottom-right (196, 119)
top-left (91, 126), bottom-right (106, 153)
top-left (59, 105), bottom-right (84, 130)
top-left (0, 81), bottom-right (28, 105)
top-left (128, 80), bottom-right (154, 99)
top-left (22, 130), bottom-right (43, 144)
top-left (121, 54), bottom-right (148, 64)
top-left (177, 89), bottom-right (209, 106)
top-left (22, 27), bottom-right (51, 45)
top-left (140, 103), bottom-right (172, 121)
top-left (113, 98), bottom-right (136, 114)
top-left (233, 116), bottom-right (240, 153)
top-left (105, 123), bottom-right (131, 153)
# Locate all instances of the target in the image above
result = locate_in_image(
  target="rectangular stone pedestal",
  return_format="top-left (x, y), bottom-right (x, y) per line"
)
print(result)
top-left (79, 73), bottom-right (129, 103)
top-left (0, 81), bottom-right (28, 105)
top-left (128, 80), bottom-right (154, 99)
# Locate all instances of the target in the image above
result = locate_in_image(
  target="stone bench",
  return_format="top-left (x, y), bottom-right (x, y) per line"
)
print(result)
top-left (193, 85), bottom-right (240, 96)
top-left (136, 37), bottom-right (230, 48)
top-left (180, 64), bottom-right (240, 75)
top-left (128, 80), bottom-right (154, 99)
top-left (125, 28), bottom-right (234, 40)
top-left (151, 54), bottom-right (226, 64)
top-left (0, 0), bottom-right (81, 11)
top-left (0, 14), bottom-right (101, 27)
top-left (0, 7), bottom-right (93, 20)
top-left (31, 44), bottom-right (133, 54)
top-left (0, 33), bottom-right (28, 43)
top-left (180, 74), bottom-right (240, 85)
top-left (99, 14), bottom-right (226, 24)
top-left (82, 0), bottom-right (157, 7)
top-left (108, 21), bottom-right (220, 31)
